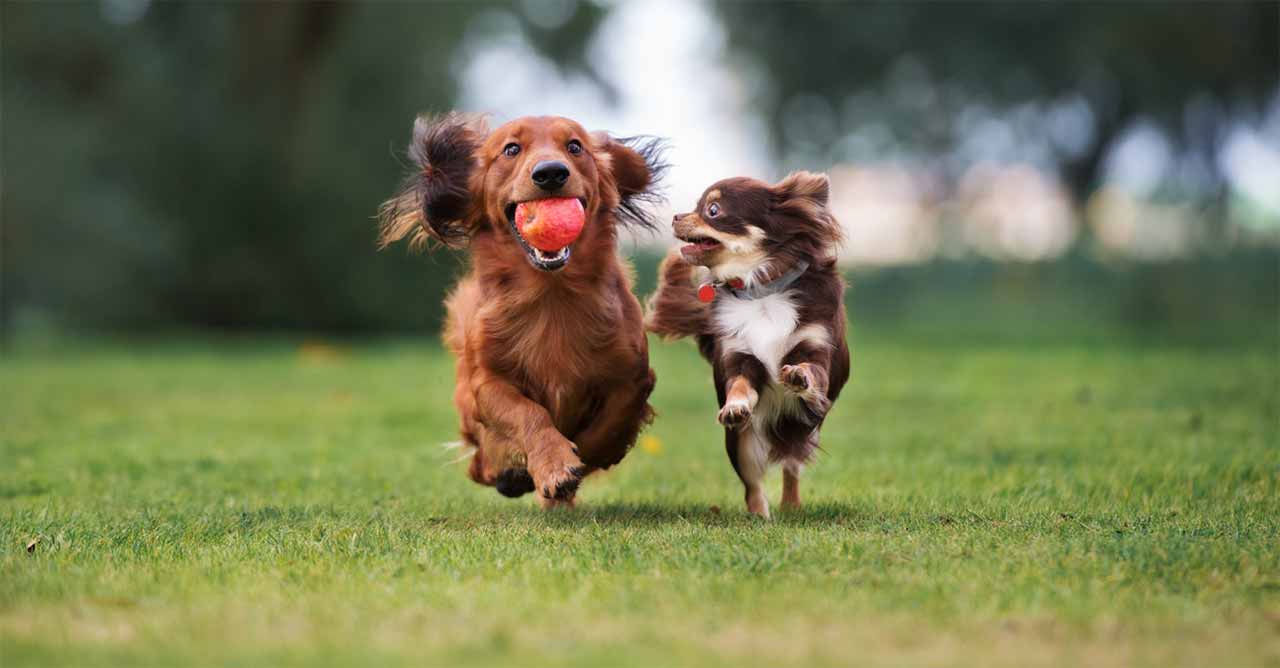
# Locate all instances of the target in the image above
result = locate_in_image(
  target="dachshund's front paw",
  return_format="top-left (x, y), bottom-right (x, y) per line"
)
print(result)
top-left (717, 398), bottom-right (753, 430)
top-left (530, 441), bottom-right (586, 507)
top-left (540, 465), bottom-right (585, 503)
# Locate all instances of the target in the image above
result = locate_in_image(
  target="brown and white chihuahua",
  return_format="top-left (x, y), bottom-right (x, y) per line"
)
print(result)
top-left (646, 172), bottom-right (850, 518)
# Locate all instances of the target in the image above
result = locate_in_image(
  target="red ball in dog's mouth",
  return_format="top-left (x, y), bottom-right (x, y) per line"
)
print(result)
top-left (515, 198), bottom-right (585, 251)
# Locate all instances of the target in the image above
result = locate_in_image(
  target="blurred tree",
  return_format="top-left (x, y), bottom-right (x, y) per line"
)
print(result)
top-left (1, 1), bottom-right (604, 335)
top-left (712, 2), bottom-right (1277, 214)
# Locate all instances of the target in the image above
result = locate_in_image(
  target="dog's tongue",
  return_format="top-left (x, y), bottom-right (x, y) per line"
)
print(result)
top-left (514, 198), bottom-right (585, 251)
top-left (680, 239), bottom-right (718, 260)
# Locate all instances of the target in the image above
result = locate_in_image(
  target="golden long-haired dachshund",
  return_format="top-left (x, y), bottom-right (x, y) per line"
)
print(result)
top-left (380, 113), bottom-right (666, 508)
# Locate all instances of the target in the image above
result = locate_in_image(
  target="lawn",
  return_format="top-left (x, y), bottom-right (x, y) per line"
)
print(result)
top-left (2, 324), bottom-right (1278, 666)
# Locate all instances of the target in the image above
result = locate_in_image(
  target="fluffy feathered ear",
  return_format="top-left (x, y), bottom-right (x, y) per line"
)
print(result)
top-left (378, 112), bottom-right (487, 251)
top-left (593, 133), bottom-right (669, 231)
top-left (771, 170), bottom-right (841, 247)
top-left (773, 170), bottom-right (830, 211)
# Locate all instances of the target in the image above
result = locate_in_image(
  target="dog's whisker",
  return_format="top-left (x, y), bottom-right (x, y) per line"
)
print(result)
top-left (438, 440), bottom-right (477, 466)
top-left (444, 450), bottom-right (476, 466)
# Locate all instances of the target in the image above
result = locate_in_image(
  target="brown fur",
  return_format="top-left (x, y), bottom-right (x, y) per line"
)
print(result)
top-left (643, 250), bottom-right (713, 340)
top-left (646, 171), bottom-right (850, 518)
top-left (380, 114), bottom-right (665, 507)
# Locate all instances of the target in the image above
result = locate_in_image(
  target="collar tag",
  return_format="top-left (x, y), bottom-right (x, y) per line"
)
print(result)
top-left (697, 283), bottom-right (717, 303)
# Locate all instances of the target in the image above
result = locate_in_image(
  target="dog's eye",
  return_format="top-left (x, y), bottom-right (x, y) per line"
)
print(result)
top-left (706, 202), bottom-right (721, 218)
top-left (566, 140), bottom-right (582, 156)
top-left (503, 143), bottom-right (521, 157)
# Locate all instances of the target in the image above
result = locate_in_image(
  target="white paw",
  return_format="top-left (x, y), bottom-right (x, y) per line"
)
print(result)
top-left (717, 398), bottom-right (753, 429)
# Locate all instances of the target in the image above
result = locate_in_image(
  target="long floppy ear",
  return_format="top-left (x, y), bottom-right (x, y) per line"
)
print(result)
top-left (594, 133), bottom-right (669, 230)
top-left (377, 112), bottom-right (487, 251)
top-left (771, 170), bottom-right (842, 246)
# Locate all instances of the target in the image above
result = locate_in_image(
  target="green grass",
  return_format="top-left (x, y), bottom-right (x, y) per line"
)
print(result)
top-left (2, 329), bottom-right (1278, 666)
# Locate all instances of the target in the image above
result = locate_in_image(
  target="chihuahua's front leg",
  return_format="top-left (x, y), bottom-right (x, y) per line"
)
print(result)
top-left (718, 352), bottom-right (772, 518)
top-left (717, 352), bottom-right (767, 429)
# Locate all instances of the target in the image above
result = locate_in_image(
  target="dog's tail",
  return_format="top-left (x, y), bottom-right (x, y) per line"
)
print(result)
top-left (644, 248), bottom-right (712, 340)
top-left (442, 276), bottom-right (482, 357)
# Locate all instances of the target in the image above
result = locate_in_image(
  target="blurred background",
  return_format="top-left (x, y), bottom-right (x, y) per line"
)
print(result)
top-left (3, 0), bottom-right (1278, 345)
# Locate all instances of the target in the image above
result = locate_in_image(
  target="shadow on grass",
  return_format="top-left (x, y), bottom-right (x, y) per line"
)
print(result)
top-left (294, 498), bottom-right (1026, 534)
top-left (537, 500), bottom-right (885, 528)
top-left (9, 498), bottom-right (1066, 543)
top-left (523, 500), bottom-right (1115, 533)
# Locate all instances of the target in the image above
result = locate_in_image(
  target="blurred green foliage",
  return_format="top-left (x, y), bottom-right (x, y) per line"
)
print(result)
top-left (714, 2), bottom-right (1278, 199)
top-left (2, 2), bottom-right (603, 333)
top-left (2, 2), bottom-right (1276, 336)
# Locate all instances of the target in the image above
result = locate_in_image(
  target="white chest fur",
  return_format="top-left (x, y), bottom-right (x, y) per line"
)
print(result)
top-left (713, 291), bottom-right (800, 381)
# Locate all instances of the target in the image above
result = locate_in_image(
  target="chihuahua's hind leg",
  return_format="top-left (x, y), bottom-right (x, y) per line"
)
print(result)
top-left (734, 428), bottom-right (771, 519)
top-left (781, 460), bottom-right (802, 510)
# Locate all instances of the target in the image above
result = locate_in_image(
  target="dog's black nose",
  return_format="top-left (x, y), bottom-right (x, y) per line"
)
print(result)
top-left (531, 160), bottom-right (570, 191)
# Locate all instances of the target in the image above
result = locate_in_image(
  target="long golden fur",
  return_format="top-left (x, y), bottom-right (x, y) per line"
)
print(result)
top-left (379, 114), bottom-right (666, 507)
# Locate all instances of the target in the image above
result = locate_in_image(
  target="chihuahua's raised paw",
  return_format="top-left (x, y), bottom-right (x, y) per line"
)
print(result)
top-left (717, 399), bottom-right (753, 429)
top-left (780, 364), bottom-right (812, 392)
